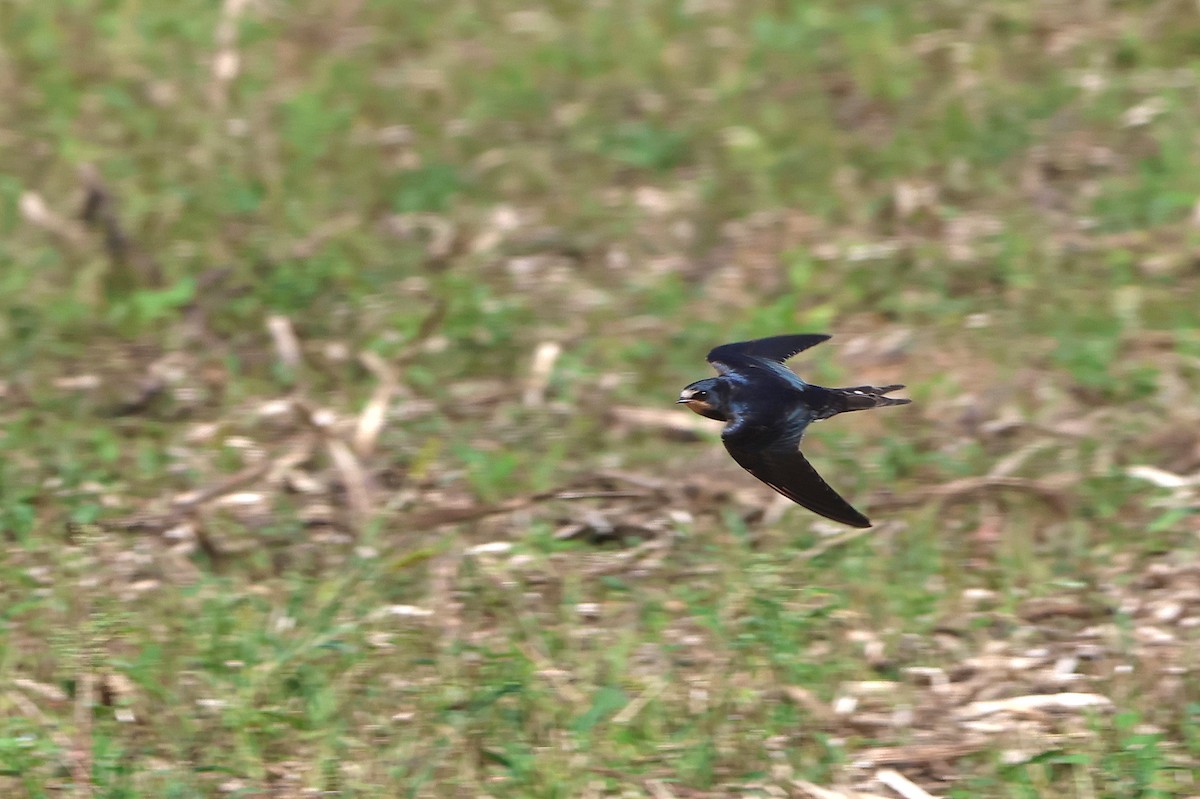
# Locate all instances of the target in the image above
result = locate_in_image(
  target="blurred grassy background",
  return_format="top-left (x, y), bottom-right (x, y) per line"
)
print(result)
top-left (3, 0), bottom-right (1200, 796)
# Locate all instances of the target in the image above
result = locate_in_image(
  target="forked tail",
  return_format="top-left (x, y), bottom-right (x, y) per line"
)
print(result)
top-left (812, 384), bottom-right (911, 420)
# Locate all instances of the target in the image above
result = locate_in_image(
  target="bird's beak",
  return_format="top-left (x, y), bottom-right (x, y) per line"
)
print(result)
top-left (675, 397), bottom-right (690, 404)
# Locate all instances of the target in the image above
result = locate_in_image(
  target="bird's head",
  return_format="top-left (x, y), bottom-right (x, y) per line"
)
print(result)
top-left (675, 378), bottom-right (727, 421)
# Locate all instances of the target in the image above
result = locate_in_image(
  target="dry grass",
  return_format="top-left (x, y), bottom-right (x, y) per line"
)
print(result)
top-left (2, 1), bottom-right (1200, 797)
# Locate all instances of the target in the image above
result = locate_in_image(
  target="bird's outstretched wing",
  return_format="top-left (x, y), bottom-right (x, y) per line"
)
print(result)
top-left (708, 334), bottom-right (829, 375)
top-left (722, 439), bottom-right (871, 528)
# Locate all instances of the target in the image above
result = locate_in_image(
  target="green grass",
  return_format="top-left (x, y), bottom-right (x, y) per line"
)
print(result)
top-left (3, 0), bottom-right (1200, 796)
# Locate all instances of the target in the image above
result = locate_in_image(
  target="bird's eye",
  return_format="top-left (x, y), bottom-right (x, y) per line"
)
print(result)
top-left (693, 390), bottom-right (707, 399)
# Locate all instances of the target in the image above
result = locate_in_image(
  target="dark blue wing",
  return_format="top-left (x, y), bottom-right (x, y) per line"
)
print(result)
top-left (721, 439), bottom-right (871, 527)
top-left (720, 401), bottom-right (870, 528)
top-left (707, 334), bottom-right (829, 371)
top-left (708, 334), bottom-right (829, 389)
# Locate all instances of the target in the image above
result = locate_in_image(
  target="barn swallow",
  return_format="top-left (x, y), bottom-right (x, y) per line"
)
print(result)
top-left (676, 334), bottom-right (909, 528)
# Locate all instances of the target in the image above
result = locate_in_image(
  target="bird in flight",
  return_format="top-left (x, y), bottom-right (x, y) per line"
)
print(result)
top-left (676, 334), bottom-right (909, 528)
